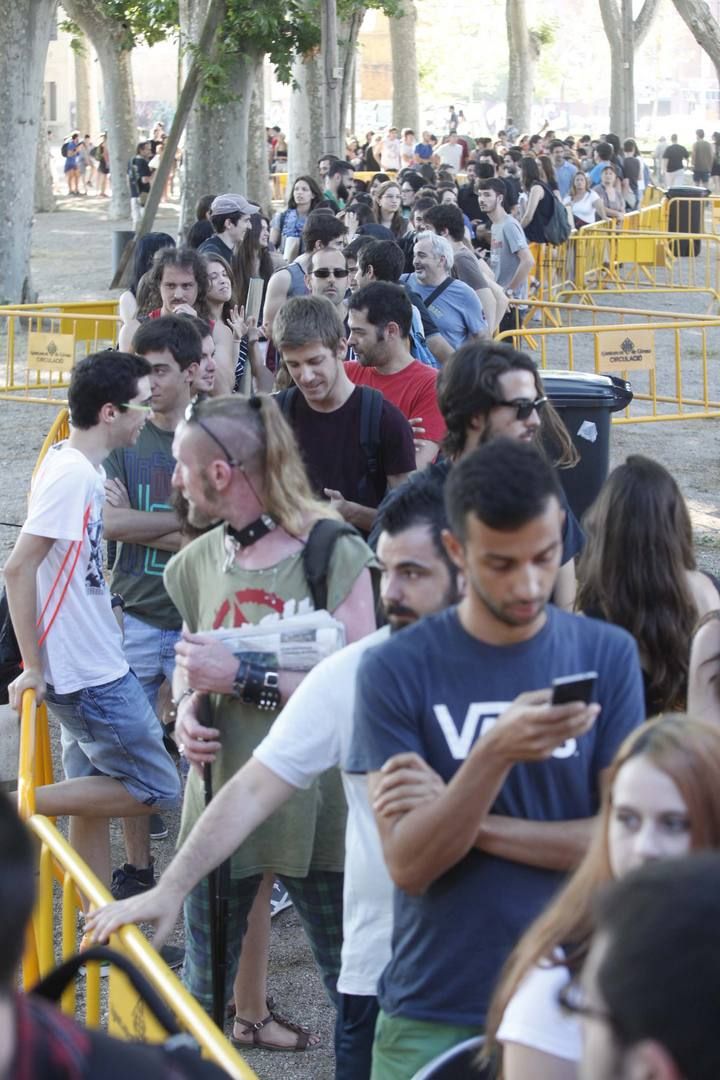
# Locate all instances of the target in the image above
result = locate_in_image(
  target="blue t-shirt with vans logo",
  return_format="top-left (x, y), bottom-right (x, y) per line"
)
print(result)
top-left (347, 605), bottom-right (643, 1026)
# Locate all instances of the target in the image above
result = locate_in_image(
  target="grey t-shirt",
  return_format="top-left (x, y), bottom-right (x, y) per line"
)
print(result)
top-left (452, 246), bottom-right (486, 290)
top-left (490, 216), bottom-right (530, 298)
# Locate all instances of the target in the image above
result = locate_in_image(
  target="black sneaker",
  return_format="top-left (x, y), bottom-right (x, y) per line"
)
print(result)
top-left (150, 813), bottom-right (168, 840)
top-left (111, 861), bottom-right (155, 900)
top-left (159, 944), bottom-right (184, 971)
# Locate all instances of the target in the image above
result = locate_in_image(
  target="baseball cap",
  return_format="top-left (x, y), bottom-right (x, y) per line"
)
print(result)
top-left (210, 193), bottom-right (258, 217)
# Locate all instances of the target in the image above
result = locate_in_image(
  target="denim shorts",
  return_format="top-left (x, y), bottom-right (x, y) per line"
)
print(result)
top-left (122, 611), bottom-right (181, 712)
top-left (46, 671), bottom-right (181, 810)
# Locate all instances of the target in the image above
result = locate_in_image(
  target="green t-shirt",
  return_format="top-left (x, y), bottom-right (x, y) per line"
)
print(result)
top-left (105, 423), bottom-right (181, 630)
top-left (164, 522), bottom-right (376, 879)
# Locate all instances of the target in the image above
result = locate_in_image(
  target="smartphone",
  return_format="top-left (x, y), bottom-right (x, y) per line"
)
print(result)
top-left (551, 671), bottom-right (598, 706)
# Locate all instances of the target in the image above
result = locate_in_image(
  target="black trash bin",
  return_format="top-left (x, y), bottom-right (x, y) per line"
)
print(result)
top-left (665, 186), bottom-right (709, 256)
top-left (112, 229), bottom-right (135, 277)
top-left (542, 370), bottom-right (633, 522)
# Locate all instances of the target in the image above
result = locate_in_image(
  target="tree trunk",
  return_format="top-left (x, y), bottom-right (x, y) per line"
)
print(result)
top-left (339, 11), bottom-right (364, 137)
top-left (0, 0), bottom-right (55, 303)
top-left (35, 107), bottom-right (56, 213)
top-left (389, 0), bottom-right (419, 132)
top-left (321, 0), bottom-right (342, 155)
top-left (671, 0), bottom-right (720, 105)
top-left (62, 0), bottom-right (136, 221)
top-left (599, 0), bottom-right (662, 135)
top-left (247, 62), bottom-right (272, 213)
top-left (505, 0), bottom-right (536, 133)
top-left (287, 49), bottom-right (325, 180)
top-left (178, 0), bottom-right (254, 235)
top-left (73, 32), bottom-right (99, 136)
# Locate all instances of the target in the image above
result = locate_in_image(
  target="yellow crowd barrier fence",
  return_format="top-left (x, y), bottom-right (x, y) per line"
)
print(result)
top-left (0, 302), bottom-right (119, 404)
top-left (497, 317), bottom-right (720, 423)
top-left (17, 692), bottom-right (257, 1078)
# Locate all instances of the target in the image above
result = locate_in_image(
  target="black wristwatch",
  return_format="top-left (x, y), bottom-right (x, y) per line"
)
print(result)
top-left (232, 658), bottom-right (281, 711)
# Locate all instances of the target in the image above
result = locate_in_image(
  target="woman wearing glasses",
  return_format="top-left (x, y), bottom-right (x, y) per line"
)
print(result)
top-left (484, 715), bottom-right (720, 1080)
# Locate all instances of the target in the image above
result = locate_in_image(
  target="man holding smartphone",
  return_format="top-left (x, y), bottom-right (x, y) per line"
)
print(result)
top-left (348, 438), bottom-right (644, 1080)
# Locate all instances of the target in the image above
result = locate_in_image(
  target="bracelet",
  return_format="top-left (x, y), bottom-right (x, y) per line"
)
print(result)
top-left (232, 658), bottom-right (281, 711)
top-left (166, 687), bottom-right (194, 722)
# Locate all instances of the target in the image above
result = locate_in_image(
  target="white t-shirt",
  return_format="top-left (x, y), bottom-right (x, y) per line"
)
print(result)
top-left (254, 626), bottom-right (393, 995)
top-left (564, 190), bottom-right (602, 225)
top-left (23, 443), bottom-right (128, 694)
top-left (380, 138), bottom-right (402, 171)
top-left (436, 142), bottom-right (463, 171)
top-left (497, 959), bottom-right (582, 1062)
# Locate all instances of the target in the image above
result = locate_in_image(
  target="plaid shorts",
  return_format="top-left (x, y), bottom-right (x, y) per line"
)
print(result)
top-left (183, 869), bottom-right (344, 1014)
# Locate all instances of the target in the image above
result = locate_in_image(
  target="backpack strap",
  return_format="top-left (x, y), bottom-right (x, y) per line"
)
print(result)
top-left (358, 386), bottom-right (384, 482)
top-left (302, 519), bottom-right (359, 611)
top-left (274, 386), bottom-right (297, 420)
top-left (423, 277), bottom-right (454, 307)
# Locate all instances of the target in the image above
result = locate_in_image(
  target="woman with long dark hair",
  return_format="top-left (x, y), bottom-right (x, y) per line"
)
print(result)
top-left (269, 175), bottom-right (323, 257)
top-left (519, 156), bottom-right (556, 242)
top-left (232, 213), bottom-right (280, 313)
top-left (576, 455), bottom-right (720, 716)
top-left (485, 716), bottom-right (720, 1080)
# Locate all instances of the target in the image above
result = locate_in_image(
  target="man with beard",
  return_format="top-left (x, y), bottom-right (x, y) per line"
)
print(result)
top-left (346, 282), bottom-right (445, 468)
top-left (348, 438), bottom-right (644, 1080)
top-left (88, 474), bottom-right (460, 1080)
top-left (324, 160), bottom-right (354, 211)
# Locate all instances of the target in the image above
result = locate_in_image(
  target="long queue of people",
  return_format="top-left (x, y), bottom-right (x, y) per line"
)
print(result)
top-left (4, 152), bottom-right (720, 1080)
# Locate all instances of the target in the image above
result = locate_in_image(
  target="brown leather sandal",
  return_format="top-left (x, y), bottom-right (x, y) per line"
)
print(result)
top-left (230, 1007), bottom-right (318, 1052)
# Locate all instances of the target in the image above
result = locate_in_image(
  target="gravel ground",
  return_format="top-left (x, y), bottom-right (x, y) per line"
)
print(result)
top-left (1, 196), bottom-right (719, 1080)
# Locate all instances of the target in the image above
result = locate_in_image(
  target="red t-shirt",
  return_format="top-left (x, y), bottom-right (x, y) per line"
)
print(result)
top-left (344, 360), bottom-right (446, 443)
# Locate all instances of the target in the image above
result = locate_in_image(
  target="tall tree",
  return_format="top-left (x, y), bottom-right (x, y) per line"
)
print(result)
top-left (73, 31), bottom-right (101, 138)
top-left (287, 48), bottom-right (325, 180)
top-left (671, 0), bottom-right (720, 102)
top-left (246, 69), bottom-right (272, 211)
top-left (389, 0), bottom-right (419, 132)
top-left (35, 108), bottom-right (57, 214)
top-left (505, 0), bottom-right (550, 133)
top-left (0, 0), bottom-right (56, 303)
top-left (61, 1), bottom-right (177, 221)
top-left (598, 0), bottom-right (661, 136)
top-left (178, 0), bottom-right (316, 234)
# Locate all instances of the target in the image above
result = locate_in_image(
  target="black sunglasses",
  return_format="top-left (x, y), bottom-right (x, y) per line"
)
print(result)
top-left (495, 395), bottom-right (548, 421)
top-left (311, 268), bottom-right (349, 279)
top-left (184, 396), bottom-right (243, 467)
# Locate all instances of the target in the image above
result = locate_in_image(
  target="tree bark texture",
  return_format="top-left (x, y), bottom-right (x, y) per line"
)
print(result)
top-left (179, 0), bottom-right (256, 236)
top-left (389, 0), bottom-right (419, 133)
top-left (671, 0), bottom-right (720, 97)
top-left (74, 34), bottom-right (95, 136)
top-left (247, 63), bottom-right (272, 213)
top-left (35, 107), bottom-right (57, 214)
top-left (505, 0), bottom-right (539, 133)
top-left (0, 0), bottom-right (55, 302)
top-left (599, 0), bottom-right (661, 136)
top-left (287, 49), bottom-right (325, 181)
top-left (339, 11), bottom-right (364, 136)
top-left (321, 0), bottom-right (342, 155)
top-left (62, 0), bottom-right (137, 221)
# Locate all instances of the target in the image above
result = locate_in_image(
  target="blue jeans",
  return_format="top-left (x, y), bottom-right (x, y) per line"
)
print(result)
top-left (122, 611), bottom-right (181, 712)
top-left (335, 993), bottom-right (380, 1080)
top-left (46, 671), bottom-right (181, 810)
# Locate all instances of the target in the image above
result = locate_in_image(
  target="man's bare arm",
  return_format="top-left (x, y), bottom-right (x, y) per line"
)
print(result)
top-left (4, 532), bottom-right (56, 706)
top-left (103, 506), bottom-right (180, 543)
top-left (475, 816), bottom-right (594, 871)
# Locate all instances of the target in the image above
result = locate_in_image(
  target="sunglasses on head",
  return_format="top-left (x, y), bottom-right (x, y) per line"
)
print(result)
top-left (495, 396), bottom-right (548, 420)
top-left (184, 395), bottom-right (243, 467)
top-left (311, 268), bottom-right (349, 279)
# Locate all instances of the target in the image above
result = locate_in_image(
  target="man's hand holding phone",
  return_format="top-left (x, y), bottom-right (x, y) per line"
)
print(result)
top-left (480, 684), bottom-right (600, 765)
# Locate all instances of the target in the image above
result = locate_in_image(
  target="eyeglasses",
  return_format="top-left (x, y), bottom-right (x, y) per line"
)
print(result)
top-left (184, 396), bottom-right (243, 467)
top-left (311, 268), bottom-right (349, 279)
top-left (119, 401), bottom-right (153, 413)
top-left (495, 396), bottom-right (548, 420)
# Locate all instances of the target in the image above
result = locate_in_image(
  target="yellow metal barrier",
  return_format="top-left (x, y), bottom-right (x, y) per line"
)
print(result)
top-left (17, 691), bottom-right (257, 1077)
top-left (496, 318), bottom-right (720, 423)
top-left (32, 407), bottom-right (70, 476)
top-left (0, 303), bottom-right (120, 405)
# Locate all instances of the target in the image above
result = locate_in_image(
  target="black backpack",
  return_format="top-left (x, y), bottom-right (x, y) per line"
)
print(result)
top-left (542, 188), bottom-right (572, 246)
top-left (275, 384), bottom-right (384, 507)
top-left (302, 518), bottom-right (364, 610)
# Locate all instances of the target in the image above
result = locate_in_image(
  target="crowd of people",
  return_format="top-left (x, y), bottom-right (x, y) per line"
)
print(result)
top-left (4, 120), bottom-right (720, 1080)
